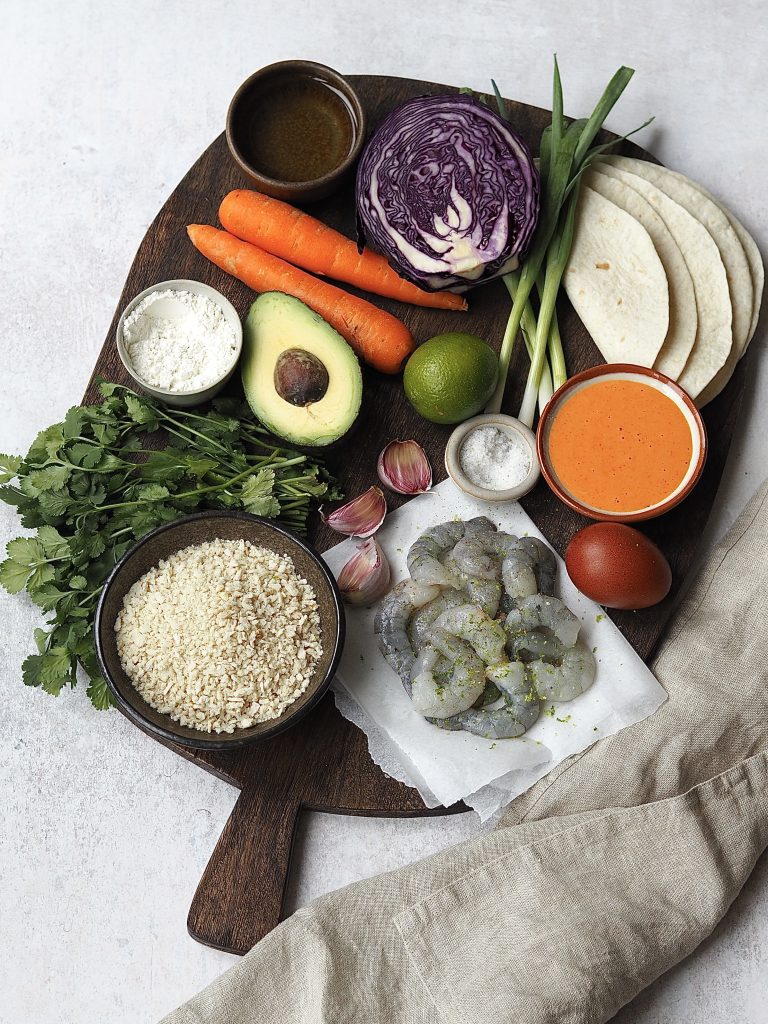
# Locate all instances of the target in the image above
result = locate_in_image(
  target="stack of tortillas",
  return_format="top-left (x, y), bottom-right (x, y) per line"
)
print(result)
top-left (563, 155), bottom-right (763, 406)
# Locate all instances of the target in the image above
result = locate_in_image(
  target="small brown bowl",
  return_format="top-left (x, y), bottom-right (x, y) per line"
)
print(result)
top-left (94, 512), bottom-right (344, 750)
top-left (225, 60), bottom-right (366, 203)
top-left (537, 363), bottom-right (707, 523)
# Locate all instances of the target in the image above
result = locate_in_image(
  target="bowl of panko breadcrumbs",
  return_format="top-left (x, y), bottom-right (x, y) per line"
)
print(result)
top-left (94, 511), bottom-right (345, 749)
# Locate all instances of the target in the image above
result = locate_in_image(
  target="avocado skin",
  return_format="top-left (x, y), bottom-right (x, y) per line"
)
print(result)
top-left (241, 293), bottom-right (363, 447)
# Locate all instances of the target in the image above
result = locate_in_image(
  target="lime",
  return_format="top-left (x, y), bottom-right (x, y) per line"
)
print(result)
top-left (403, 333), bottom-right (499, 424)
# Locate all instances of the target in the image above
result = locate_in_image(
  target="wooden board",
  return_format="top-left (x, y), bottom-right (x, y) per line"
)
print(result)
top-left (84, 75), bottom-right (748, 955)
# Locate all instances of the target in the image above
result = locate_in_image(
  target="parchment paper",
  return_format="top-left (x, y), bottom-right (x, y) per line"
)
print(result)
top-left (322, 480), bottom-right (667, 818)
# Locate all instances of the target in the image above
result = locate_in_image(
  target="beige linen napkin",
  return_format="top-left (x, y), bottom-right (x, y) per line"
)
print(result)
top-left (161, 481), bottom-right (768, 1024)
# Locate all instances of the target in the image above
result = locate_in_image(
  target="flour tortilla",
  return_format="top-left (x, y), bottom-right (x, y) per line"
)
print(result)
top-left (602, 156), bottom-right (753, 358)
top-left (563, 186), bottom-right (669, 367)
top-left (693, 188), bottom-right (763, 405)
top-left (592, 161), bottom-right (732, 400)
top-left (701, 192), bottom-right (763, 340)
top-left (586, 169), bottom-right (696, 379)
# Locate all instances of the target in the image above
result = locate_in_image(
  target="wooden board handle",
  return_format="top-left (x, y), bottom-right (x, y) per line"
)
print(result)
top-left (188, 782), bottom-right (301, 954)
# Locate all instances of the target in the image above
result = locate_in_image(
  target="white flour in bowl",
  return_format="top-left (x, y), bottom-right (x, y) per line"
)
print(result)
top-left (122, 288), bottom-right (239, 392)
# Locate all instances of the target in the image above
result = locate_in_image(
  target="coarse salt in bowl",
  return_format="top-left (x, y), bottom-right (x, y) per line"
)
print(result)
top-left (444, 413), bottom-right (541, 502)
top-left (116, 279), bottom-right (243, 408)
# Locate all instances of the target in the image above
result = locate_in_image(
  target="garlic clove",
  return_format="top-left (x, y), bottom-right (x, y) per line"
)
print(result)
top-left (337, 538), bottom-right (391, 606)
top-left (377, 440), bottom-right (432, 495)
top-left (322, 486), bottom-right (387, 538)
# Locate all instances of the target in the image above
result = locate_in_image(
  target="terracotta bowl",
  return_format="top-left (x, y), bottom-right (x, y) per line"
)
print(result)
top-left (226, 60), bottom-right (366, 203)
top-left (95, 512), bottom-right (344, 750)
top-left (536, 364), bottom-right (707, 523)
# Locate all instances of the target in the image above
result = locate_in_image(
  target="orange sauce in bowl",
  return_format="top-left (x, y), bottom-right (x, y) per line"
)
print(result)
top-left (546, 378), bottom-right (694, 513)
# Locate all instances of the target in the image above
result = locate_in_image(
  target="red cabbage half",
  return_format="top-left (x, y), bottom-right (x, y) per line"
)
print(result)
top-left (355, 93), bottom-right (540, 292)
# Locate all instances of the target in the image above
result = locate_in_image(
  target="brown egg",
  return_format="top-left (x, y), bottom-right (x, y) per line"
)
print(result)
top-left (565, 523), bottom-right (672, 610)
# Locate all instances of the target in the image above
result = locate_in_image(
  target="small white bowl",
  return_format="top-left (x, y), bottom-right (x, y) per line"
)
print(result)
top-left (445, 413), bottom-right (540, 502)
top-left (116, 279), bottom-right (243, 409)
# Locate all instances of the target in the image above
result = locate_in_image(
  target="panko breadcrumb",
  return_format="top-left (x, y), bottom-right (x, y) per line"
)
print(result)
top-left (114, 538), bottom-right (323, 733)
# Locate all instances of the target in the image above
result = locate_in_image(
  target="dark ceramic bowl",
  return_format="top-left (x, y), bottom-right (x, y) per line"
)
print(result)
top-left (95, 512), bottom-right (344, 750)
top-left (225, 60), bottom-right (366, 203)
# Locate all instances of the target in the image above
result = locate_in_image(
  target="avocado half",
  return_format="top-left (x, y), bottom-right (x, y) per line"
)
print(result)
top-left (241, 292), bottom-right (363, 446)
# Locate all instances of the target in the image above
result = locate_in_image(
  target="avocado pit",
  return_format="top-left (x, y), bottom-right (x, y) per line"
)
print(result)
top-left (274, 348), bottom-right (330, 406)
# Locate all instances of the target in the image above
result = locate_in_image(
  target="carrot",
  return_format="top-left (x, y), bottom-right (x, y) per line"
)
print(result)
top-left (187, 225), bottom-right (416, 374)
top-left (218, 189), bottom-right (468, 312)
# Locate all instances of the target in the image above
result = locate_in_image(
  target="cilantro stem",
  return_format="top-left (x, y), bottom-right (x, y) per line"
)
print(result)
top-left (86, 465), bottom-right (258, 516)
top-left (158, 421), bottom-right (236, 461)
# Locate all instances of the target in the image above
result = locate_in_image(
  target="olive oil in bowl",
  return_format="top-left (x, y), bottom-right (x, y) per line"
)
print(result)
top-left (246, 76), bottom-right (355, 183)
top-left (226, 61), bottom-right (365, 202)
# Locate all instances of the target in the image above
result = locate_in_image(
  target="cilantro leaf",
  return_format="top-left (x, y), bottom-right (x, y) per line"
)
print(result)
top-left (68, 442), bottom-right (104, 469)
top-left (37, 526), bottom-right (70, 559)
top-left (6, 536), bottom-right (45, 566)
top-left (36, 489), bottom-right (73, 519)
top-left (185, 457), bottom-right (219, 479)
top-left (0, 454), bottom-right (21, 483)
top-left (123, 483), bottom-right (169, 502)
top-left (27, 562), bottom-right (55, 591)
top-left (69, 532), bottom-right (105, 563)
top-left (21, 654), bottom-right (45, 689)
top-left (28, 583), bottom-right (68, 611)
top-left (125, 393), bottom-right (160, 430)
top-left (0, 485), bottom-right (28, 508)
top-left (0, 558), bottom-right (32, 594)
top-left (138, 449), bottom-right (187, 484)
top-left (26, 424), bottom-right (65, 464)
top-left (241, 470), bottom-right (280, 517)
top-left (20, 464), bottom-right (71, 495)
top-left (22, 646), bottom-right (74, 695)
top-left (63, 406), bottom-right (90, 439)
top-left (86, 675), bottom-right (114, 710)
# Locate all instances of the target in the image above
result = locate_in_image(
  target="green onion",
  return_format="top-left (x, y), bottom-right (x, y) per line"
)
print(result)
top-left (518, 181), bottom-right (580, 424)
top-left (486, 59), bottom-right (644, 423)
top-left (503, 273), bottom-right (553, 414)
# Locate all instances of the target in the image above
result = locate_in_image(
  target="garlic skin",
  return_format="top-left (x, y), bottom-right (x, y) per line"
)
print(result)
top-left (322, 486), bottom-right (387, 538)
top-left (337, 538), bottom-right (391, 606)
top-left (377, 440), bottom-right (432, 495)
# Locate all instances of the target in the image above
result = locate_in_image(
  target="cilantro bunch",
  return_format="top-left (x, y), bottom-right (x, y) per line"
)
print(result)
top-left (0, 382), bottom-right (341, 709)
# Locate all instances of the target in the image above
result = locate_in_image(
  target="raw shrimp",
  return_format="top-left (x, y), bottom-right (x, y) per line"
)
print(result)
top-left (505, 594), bottom-right (581, 647)
top-left (507, 627), bottom-right (567, 662)
top-left (463, 516), bottom-right (497, 537)
top-left (406, 521), bottom-right (466, 587)
top-left (434, 604), bottom-right (507, 665)
top-left (374, 579), bottom-right (440, 687)
top-left (518, 537), bottom-right (557, 596)
top-left (527, 642), bottom-right (596, 701)
top-left (432, 661), bottom-right (541, 738)
top-left (445, 528), bottom-right (518, 618)
top-left (486, 660), bottom-right (542, 731)
top-left (500, 544), bottom-right (538, 604)
top-left (410, 629), bottom-right (486, 718)
top-left (439, 518), bottom-right (496, 577)
top-left (448, 529), bottom-right (519, 581)
top-left (408, 589), bottom-right (467, 651)
top-left (464, 578), bottom-right (503, 619)
top-left (432, 707), bottom-right (530, 740)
